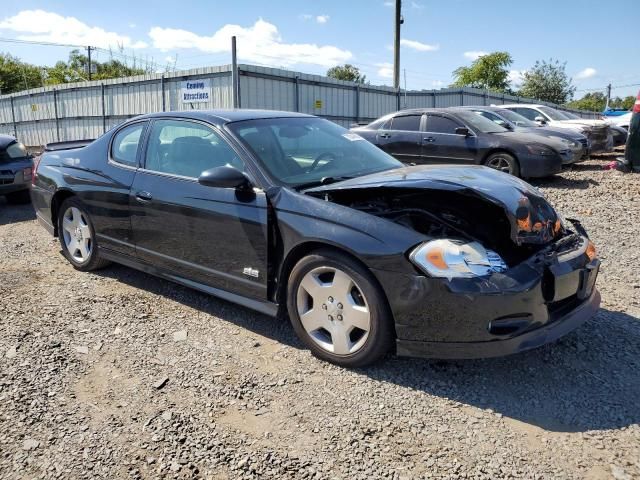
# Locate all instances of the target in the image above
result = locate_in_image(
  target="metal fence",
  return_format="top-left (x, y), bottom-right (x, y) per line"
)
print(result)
top-left (0, 63), bottom-right (599, 147)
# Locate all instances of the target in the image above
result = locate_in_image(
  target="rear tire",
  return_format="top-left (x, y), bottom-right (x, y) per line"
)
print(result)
top-left (5, 189), bottom-right (31, 204)
top-left (485, 152), bottom-right (520, 177)
top-left (57, 197), bottom-right (111, 271)
top-left (287, 248), bottom-right (394, 368)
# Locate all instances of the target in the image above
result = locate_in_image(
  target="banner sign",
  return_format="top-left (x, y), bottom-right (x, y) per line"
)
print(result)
top-left (181, 79), bottom-right (211, 103)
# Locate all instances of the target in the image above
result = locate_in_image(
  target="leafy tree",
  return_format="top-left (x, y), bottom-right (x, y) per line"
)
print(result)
top-left (451, 52), bottom-right (513, 92)
top-left (327, 64), bottom-right (367, 83)
top-left (566, 92), bottom-right (607, 112)
top-left (45, 49), bottom-right (148, 85)
top-left (610, 95), bottom-right (635, 110)
top-left (519, 59), bottom-right (575, 104)
top-left (0, 53), bottom-right (43, 94)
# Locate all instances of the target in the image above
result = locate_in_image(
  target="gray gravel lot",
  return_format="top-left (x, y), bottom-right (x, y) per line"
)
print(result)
top-left (1, 156), bottom-right (639, 479)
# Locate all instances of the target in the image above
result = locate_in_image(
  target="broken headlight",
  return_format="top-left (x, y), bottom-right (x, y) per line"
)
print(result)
top-left (410, 239), bottom-right (508, 279)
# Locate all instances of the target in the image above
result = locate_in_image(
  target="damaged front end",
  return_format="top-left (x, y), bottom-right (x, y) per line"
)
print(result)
top-left (305, 165), bottom-right (600, 358)
top-left (305, 165), bottom-right (566, 268)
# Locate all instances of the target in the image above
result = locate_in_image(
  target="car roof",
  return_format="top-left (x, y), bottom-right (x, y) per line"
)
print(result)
top-left (0, 134), bottom-right (17, 149)
top-left (500, 104), bottom-right (545, 109)
top-left (393, 108), bottom-right (455, 115)
top-left (134, 109), bottom-right (314, 126)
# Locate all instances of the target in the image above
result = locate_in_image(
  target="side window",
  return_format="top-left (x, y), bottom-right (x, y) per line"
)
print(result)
top-left (390, 115), bottom-right (422, 131)
top-left (426, 115), bottom-right (461, 134)
top-left (512, 108), bottom-right (538, 121)
top-left (111, 123), bottom-right (145, 167)
top-left (476, 111), bottom-right (503, 124)
top-left (145, 119), bottom-right (244, 178)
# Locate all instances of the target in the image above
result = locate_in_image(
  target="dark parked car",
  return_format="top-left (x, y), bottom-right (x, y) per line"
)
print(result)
top-left (0, 135), bottom-right (33, 204)
top-left (457, 106), bottom-right (588, 163)
top-left (625, 90), bottom-right (640, 172)
top-left (352, 108), bottom-right (570, 177)
top-left (31, 110), bottom-right (600, 367)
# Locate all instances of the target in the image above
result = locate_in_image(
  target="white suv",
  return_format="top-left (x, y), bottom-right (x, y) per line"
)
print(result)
top-left (501, 104), bottom-right (613, 153)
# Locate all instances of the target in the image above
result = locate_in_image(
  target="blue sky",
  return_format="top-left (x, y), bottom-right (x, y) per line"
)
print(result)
top-left (1, 0), bottom-right (639, 98)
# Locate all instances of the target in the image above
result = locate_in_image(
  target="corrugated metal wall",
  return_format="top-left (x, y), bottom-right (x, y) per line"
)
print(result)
top-left (0, 63), bottom-right (599, 147)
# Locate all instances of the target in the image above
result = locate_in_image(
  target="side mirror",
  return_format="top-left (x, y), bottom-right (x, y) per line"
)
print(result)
top-left (455, 127), bottom-right (471, 136)
top-left (504, 123), bottom-right (514, 131)
top-left (534, 116), bottom-right (547, 125)
top-left (198, 166), bottom-right (251, 189)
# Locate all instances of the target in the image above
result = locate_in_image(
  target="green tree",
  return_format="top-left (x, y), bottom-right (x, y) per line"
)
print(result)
top-left (610, 95), bottom-right (635, 110)
top-left (451, 52), bottom-right (513, 92)
top-left (326, 64), bottom-right (367, 83)
top-left (566, 92), bottom-right (607, 112)
top-left (44, 49), bottom-right (148, 85)
top-left (0, 53), bottom-right (43, 94)
top-left (519, 59), bottom-right (575, 104)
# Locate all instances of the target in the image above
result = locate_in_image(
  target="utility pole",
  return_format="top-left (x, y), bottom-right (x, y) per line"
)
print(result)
top-left (87, 46), bottom-right (95, 81)
top-left (393, 0), bottom-right (403, 89)
top-left (231, 36), bottom-right (239, 108)
top-left (605, 83), bottom-right (612, 110)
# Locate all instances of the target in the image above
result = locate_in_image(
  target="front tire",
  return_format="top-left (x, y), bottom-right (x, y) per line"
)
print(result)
top-left (57, 197), bottom-right (110, 271)
top-left (287, 249), bottom-right (394, 368)
top-left (485, 152), bottom-right (520, 177)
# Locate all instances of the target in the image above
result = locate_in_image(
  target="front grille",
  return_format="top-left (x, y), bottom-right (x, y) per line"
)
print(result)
top-left (0, 178), bottom-right (14, 185)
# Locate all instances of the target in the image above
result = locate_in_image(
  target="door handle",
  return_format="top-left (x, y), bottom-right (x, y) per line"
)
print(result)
top-left (379, 133), bottom-right (392, 139)
top-left (135, 191), bottom-right (153, 202)
top-left (423, 137), bottom-right (436, 143)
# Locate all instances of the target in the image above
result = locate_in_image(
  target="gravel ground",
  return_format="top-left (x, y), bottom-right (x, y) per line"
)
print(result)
top-left (1, 155), bottom-right (639, 479)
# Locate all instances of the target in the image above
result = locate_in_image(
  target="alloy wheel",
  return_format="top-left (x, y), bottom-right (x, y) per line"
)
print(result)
top-left (296, 266), bottom-right (371, 355)
top-left (61, 206), bottom-right (93, 263)
top-left (486, 155), bottom-right (513, 174)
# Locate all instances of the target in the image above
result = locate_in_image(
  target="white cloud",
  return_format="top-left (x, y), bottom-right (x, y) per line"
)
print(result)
top-left (383, 1), bottom-right (394, 6)
top-left (411, 1), bottom-right (424, 9)
top-left (400, 39), bottom-right (439, 52)
top-left (165, 55), bottom-right (175, 63)
top-left (376, 62), bottom-right (393, 79)
top-left (300, 14), bottom-right (313, 20)
top-left (431, 80), bottom-right (445, 87)
top-left (316, 15), bottom-right (330, 24)
top-left (0, 10), bottom-right (148, 49)
top-left (148, 19), bottom-right (352, 68)
top-left (508, 69), bottom-right (526, 86)
top-left (575, 67), bottom-right (597, 80)
top-left (463, 51), bottom-right (487, 60)
top-left (128, 23), bottom-right (136, 29)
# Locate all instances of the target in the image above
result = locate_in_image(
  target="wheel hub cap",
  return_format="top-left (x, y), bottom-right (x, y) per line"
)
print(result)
top-left (296, 266), bottom-right (371, 356)
top-left (61, 206), bottom-right (92, 263)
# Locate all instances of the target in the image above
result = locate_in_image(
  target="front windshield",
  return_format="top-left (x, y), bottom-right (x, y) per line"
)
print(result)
top-left (538, 106), bottom-right (571, 121)
top-left (454, 110), bottom-right (509, 133)
top-left (228, 117), bottom-right (402, 188)
top-left (560, 111), bottom-right (580, 119)
top-left (496, 109), bottom-right (537, 127)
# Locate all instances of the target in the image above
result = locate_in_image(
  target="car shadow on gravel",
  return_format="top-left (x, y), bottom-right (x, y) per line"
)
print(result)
top-left (92, 263), bottom-right (302, 348)
top-left (366, 308), bottom-right (640, 433)
top-left (0, 199), bottom-right (35, 226)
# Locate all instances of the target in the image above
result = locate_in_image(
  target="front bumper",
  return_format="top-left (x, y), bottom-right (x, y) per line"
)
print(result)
top-left (518, 152), bottom-right (563, 177)
top-left (0, 161), bottom-right (32, 195)
top-left (396, 289), bottom-right (600, 359)
top-left (373, 226), bottom-right (600, 360)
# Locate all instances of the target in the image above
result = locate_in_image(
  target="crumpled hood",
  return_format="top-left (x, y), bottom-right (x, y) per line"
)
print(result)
top-left (306, 165), bottom-right (562, 245)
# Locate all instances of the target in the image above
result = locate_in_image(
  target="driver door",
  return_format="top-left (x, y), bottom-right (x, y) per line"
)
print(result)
top-left (130, 118), bottom-right (269, 301)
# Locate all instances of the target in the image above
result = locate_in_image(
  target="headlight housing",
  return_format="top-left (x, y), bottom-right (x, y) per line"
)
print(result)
top-left (410, 239), bottom-right (508, 280)
top-left (525, 143), bottom-right (556, 156)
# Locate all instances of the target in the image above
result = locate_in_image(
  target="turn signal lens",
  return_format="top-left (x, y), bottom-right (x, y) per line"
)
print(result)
top-left (425, 247), bottom-right (447, 270)
top-left (586, 241), bottom-right (597, 261)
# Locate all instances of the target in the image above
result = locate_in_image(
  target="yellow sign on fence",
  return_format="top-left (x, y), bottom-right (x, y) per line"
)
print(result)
top-left (31, 104), bottom-right (38, 112)
top-left (314, 100), bottom-right (323, 109)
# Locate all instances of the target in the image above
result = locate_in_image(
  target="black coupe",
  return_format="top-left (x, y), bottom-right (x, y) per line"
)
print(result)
top-left (31, 110), bottom-right (600, 367)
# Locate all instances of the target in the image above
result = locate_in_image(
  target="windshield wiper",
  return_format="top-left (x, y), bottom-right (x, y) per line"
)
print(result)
top-left (295, 176), bottom-right (354, 191)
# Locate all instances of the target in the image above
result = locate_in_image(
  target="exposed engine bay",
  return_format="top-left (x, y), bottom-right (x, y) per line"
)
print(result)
top-left (319, 188), bottom-right (567, 267)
